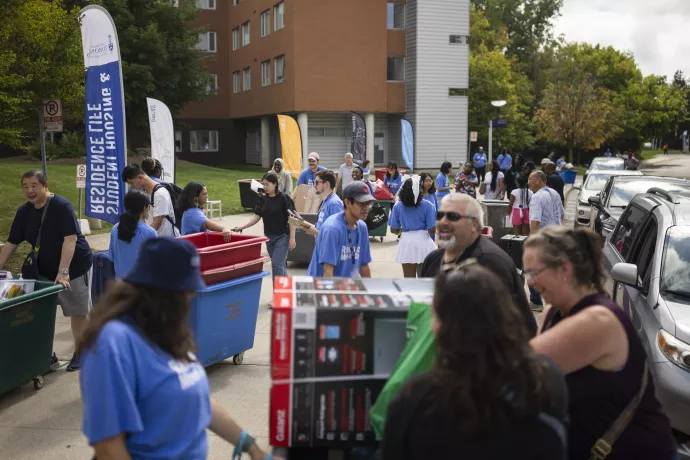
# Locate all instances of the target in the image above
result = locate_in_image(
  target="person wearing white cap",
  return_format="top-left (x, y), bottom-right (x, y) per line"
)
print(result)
top-left (335, 152), bottom-right (355, 193)
top-left (296, 152), bottom-right (326, 186)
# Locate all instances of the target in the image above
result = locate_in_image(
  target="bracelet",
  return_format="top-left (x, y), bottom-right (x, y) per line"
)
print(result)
top-left (232, 430), bottom-right (256, 459)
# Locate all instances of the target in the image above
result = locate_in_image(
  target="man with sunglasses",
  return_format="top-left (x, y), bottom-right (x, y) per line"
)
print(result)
top-left (303, 170), bottom-right (343, 237)
top-left (306, 182), bottom-right (374, 279)
top-left (419, 194), bottom-right (537, 337)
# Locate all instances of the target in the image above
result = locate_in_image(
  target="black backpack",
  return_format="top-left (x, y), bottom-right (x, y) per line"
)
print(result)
top-left (151, 182), bottom-right (183, 232)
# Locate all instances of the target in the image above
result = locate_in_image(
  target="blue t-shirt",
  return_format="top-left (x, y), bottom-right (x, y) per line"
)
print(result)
top-left (306, 212), bottom-right (372, 277)
top-left (435, 173), bottom-right (451, 200)
top-left (296, 166), bottom-right (326, 186)
top-left (182, 208), bottom-right (208, 236)
top-left (497, 153), bottom-right (512, 170)
top-left (389, 200), bottom-right (436, 232)
top-left (80, 319), bottom-right (211, 459)
top-left (473, 152), bottom-right (487, 168)
top-left (108, 221), bottom-right (158, 279)
top-left (316, 193), bottom-right (344, 231)
top-left (384, 175), bottom-right (403, 195)
top-left (422, 193), bottom-right (438, 211)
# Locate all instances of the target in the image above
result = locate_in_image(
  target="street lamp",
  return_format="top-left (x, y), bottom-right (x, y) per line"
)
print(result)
top-left (488, 100), bottom-right (507, 162)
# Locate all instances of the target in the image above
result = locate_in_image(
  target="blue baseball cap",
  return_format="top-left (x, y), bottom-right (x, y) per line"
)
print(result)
top-left (124, 237), bottom-right (205, 292)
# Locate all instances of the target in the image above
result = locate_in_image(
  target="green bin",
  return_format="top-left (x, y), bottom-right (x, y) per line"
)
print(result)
top-left (369, 200), bottom-right (393, 242)
top-left (0, 281), bottom-right (65, 395)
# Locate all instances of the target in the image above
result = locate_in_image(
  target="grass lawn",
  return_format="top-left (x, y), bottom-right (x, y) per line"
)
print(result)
top-left (0, 159), bottom-right (266, 275)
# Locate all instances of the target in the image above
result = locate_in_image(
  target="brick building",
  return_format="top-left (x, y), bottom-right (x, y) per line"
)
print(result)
top-left (178, 0), bottom-right (469, 170)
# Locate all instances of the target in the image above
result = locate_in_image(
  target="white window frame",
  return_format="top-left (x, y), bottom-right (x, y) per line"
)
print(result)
top-left (387, 56), bottom-right (405, 82)
top-left (274, 2), bottom-right (284, 31)
top-left (261, 60), bottom-right (271, 86)
top-left (232, 0), bottom-right (239, 6)
top-left (197, 0), bottom-right (216, 10)
top-left (387, 3), bottom-right (405, 30)
top-left (207, 74), bottom-right (218, 94)
top-left (261, 10), bottom-right (271, 37)
top-left (198, 31), bottom-right (216, 52)
top-left (233, 71), bottom-right (240, 94)
top-left (232, 28), bottom-right (239, 51)
top-left (175, 131), bottom-right (182, 153)
top-left (274, 55), bottom-right (285, 83)
top-left (190, 131), bottom-right (219, 152)
top-left (242, 21), bottom-right (251, 46)
top-left (243, 67), bottom-right (251, 91)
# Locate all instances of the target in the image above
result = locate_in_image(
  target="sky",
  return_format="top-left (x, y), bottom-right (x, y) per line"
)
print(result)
top-left (553, 0), bottom-right (690, 80)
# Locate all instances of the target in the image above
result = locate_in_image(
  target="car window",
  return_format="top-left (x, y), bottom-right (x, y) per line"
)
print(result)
top-left (591, 159), bottom-right (624, 170)
top-left (600, 180), bottom-right (613, 205)
top-left (610, 181), bottom-right (690, 208)
top-left (633, 220), bottom-right (657, 290)
top-left (612, 205), bottom-right (648, 261)
top-left (585, 174), bottom-right (615, 191)
top-left (661, 226), bottom-right (690, 299)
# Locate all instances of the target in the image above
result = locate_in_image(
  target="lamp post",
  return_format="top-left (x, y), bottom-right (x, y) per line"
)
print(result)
top-left (489, 100), bottom-right (507, 163)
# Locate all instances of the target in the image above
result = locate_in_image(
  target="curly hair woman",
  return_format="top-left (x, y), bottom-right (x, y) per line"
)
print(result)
top-left (382, 264), bottom-right (568, 459)
top-left (388, 176), bottom-right (437, 278)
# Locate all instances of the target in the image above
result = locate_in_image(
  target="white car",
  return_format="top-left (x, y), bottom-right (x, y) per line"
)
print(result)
top-left (576, 170), bottom-right (643, 227)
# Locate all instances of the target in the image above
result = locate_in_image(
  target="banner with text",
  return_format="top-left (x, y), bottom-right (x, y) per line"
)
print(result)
top-left (147, 97), bottom-right (175, 183)
top-left (80, 5), bottom-right (127, 224)
top-left (350, 112), bottom-right (366, 166)
top-left (401, 119), bottom-right (414, 169)
top-left (277, 115), bottom-right (303, 179)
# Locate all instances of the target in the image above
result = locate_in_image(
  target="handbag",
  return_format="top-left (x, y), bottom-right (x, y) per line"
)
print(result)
top-left (365, 201), bottom-right (388, 231)
top-left (21, 196), bottom-right (52, 279)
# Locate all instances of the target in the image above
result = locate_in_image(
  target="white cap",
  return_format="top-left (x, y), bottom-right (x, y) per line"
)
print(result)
top-left (308, 152), bottom-right (320, 161)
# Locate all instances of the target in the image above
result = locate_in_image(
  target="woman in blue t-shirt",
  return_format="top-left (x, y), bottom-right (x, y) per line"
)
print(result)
top-left (419, 172), bottom-right (438, 211)
top-left (389, 176), bottom-right (437, 278)
top-left (108, 191), bottom-right (158, 279)
top-left (79, 238), bottom-right (279, 460)
top-left (179, 182), bottom-right (232, 239)
top-left (384, 161), bottom-right (402, 196)
top-left (435, 161), bottom-right (454, 201)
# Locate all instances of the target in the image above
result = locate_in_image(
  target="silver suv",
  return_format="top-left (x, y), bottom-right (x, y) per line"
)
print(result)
top-left (602, 188), bottom-right (690, 452)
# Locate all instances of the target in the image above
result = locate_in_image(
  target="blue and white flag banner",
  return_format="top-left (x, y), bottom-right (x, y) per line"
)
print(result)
top-left (401, 119), bottom-right (414, 170)
top-left (80, 5), bottom-right (127, 224)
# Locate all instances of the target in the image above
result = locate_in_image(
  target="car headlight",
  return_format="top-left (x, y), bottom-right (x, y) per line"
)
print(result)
top-left (658, 329), bottom-right (690, 371)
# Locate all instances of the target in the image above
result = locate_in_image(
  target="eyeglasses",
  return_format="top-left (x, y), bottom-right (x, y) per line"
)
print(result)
top-left (523, 266), bottom-right (550, 282)
top-left (436, 211), bottom-right (474, 222)
top-left (355, 201), bottom-right (374, 209)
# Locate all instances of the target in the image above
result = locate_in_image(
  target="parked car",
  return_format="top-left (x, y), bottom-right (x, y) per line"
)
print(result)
top-left (602, 188), bottom-right (690, 452)
top-left (589, 176), bottom-right (690, 242)
top-left (583, 157), bottom-right (626, 183)
top-left (576, 170), bottom-right (643, 227)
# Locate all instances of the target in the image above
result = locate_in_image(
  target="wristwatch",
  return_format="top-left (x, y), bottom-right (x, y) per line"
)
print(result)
top-left (60, 268), bottom-right (69, 276)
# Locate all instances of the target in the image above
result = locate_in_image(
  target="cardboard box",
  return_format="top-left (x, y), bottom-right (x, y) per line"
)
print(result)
top-left (293, 184), bottom-right (321, 214)
top-left (270, 276), bottom-right (433, 448)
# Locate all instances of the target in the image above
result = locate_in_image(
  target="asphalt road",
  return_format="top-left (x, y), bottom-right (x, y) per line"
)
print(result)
top-left (640, 153), bottom-right (690, 179)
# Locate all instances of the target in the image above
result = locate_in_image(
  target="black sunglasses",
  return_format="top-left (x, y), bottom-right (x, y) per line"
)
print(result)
top-left (436, 211), bottom-right (474, 222)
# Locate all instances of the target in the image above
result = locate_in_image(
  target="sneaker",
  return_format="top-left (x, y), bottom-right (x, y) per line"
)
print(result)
top-left (268, 300), bottom-right (273, 309)
top-left (49, 353), bottom-right (60, 372)
top-left (66, 353), bottom-right (80, 372)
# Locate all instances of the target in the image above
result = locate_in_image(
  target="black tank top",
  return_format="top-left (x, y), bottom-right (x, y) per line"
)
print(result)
top-left (543, 293), bottom-right (676, 460)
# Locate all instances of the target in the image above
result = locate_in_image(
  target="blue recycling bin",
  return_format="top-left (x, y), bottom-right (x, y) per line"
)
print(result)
top-left (558, 170), bottom-right (577, 185)
top-left (189, 271), bottom-right (269, 367)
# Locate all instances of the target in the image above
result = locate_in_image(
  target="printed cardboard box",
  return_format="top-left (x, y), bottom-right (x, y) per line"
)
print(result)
top-left (270, 276), bottom-right (433, 448)
top-left (292, 184), bottom-right (321, 214)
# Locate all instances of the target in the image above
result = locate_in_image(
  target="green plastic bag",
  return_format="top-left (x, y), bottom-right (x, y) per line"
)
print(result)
top-left (370, 301), bottom-right (436, 438)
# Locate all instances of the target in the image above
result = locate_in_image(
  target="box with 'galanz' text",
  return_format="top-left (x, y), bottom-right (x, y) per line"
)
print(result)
top-left (270, 277), bottom-right (433, 449)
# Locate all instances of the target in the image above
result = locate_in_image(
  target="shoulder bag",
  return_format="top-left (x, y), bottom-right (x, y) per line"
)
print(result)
top-left (21, 196), bottom-right (52, 279)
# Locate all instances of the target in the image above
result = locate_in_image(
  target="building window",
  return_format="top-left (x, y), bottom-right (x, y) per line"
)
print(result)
top-left (387, 3), bottom-right (405, 29)
top-left (232, 0), bottom-right (239, 6)
top-left (449, 35), bottom-right (468, 44)
top-left (242, 21), bottom-right (250, 46)
top-left (325, 128), bottom-right (346, 137)
top-left (233, 71), bottom-right (240, 94)
top-left (197, 0), bottom-right (216, 9)
top-left (449, 88), bottom-right (467, 97)
top-left (190, 131), bottom-right (219, 152)
top-left (243, 67), bottom-right (251, 91)
top-left (308, 128), bottom-right (325, 137)
top-left (261, 10), bottom-right (271, 37)
top-left (175, 131), bottom-right (182, 153)
top-left (208, 74), bottom-right (218, 94)
top-left (232, 28), bottom-right (239, 51)
top-left (275, 55), bottom-right (285, 83)
top-left (198, 32), bottom-right (216, 52)
top-left (387, 56), bottom-right (405, 81)
top-left (274, 2), bottom-right (284, 31)
top-left (261, 61), bottom-right (271, 86)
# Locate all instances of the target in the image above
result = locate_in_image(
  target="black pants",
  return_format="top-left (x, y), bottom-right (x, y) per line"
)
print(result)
top-left (476, 166), bottom-right (486, 182)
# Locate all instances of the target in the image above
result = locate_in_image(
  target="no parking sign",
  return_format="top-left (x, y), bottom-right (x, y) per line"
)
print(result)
top-left (43, 99), bottom-right (63, 133)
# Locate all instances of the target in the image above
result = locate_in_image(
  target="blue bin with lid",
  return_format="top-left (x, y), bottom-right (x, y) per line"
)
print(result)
top-left (558, 170), bottom-right (577, 185)
top-left (189, 271), bottom-right (269, 367)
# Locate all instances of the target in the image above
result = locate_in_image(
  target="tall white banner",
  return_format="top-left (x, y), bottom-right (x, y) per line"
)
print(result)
top-left (146, 97), bottom-right (175, 183)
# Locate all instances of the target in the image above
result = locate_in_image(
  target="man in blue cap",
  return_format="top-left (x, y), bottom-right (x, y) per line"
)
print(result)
top-left (306, 181), bottom-right (374, 278)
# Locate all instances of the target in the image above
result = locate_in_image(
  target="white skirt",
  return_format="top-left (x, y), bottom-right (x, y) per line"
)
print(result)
top-left (395, 230), bottom-right (437, 264)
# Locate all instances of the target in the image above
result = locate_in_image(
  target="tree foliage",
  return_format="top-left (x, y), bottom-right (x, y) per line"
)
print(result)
top-left (0, 0), bottom-right (83, 149)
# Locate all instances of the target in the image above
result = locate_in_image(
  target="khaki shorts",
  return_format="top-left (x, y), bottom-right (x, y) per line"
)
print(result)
top-left (39, 269), bottom-right (93, 317)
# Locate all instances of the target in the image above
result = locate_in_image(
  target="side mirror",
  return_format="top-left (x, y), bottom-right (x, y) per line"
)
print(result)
top-left (611, 263), bottom-right (638, 288)
top-left (588, 195), bottom-right (602, 207)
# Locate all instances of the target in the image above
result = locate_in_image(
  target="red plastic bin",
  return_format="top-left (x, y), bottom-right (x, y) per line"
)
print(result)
top-left (201, 256), bottom-right (270, 285)
top-left (179, 232), bottom-right (269, 272)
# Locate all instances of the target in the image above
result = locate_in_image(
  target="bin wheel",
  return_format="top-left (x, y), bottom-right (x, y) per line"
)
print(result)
top-left (33, 376), bottom-right (44, 390)
top-left (233, 353), bottom-right (244, 365)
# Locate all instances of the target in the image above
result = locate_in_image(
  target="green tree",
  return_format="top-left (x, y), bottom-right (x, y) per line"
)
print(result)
top-left (0, 0), bottom-right (83, 149)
